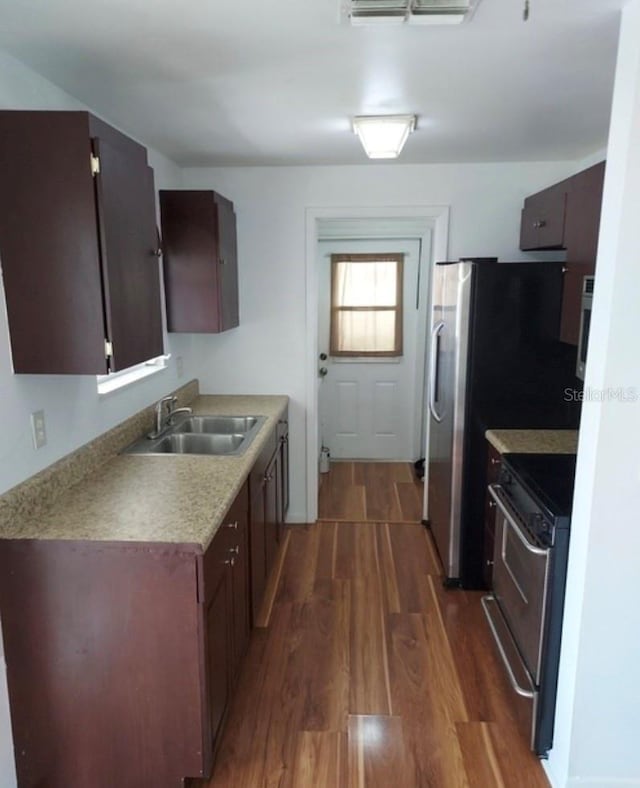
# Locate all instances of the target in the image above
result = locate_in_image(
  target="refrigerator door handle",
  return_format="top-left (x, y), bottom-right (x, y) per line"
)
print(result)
top-left (429, 321), bottom-right (445, 423)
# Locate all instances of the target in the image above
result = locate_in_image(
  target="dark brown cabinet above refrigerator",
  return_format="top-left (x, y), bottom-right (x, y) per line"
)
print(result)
top-left (520, 181), bottom-right (568, 251)
top-left (519, 161), bottom-right (605, 345)
top-left (0, 111), bottom-right (164, 374)
top-left (160, 190), bottom-right (239, 333)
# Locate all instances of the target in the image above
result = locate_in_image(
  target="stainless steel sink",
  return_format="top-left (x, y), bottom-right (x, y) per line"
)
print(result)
top-left (156, 433), bottom-right (244, 455)
top-left (123, 414), bottom-right (266, 456)
top-left (173, 415), bottom-right (259, 435)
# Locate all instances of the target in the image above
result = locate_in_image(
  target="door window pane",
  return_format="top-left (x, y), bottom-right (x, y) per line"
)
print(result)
top-left (330, 254), bottom-right (403, 357)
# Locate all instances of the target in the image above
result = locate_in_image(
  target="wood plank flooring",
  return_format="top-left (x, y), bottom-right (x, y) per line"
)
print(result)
top-left (318, 462), bottom-right (424, 523)
top-left (194, 520), bottom-right (549, 788)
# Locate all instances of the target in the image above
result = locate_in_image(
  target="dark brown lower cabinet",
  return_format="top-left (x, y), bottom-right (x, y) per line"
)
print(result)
top-left (277, 417), bottom-right (290, 540)
top-left (248, 410), bottom-right (289, 624)
top-left (201, 482), bottom-right (249, 770)
top-left (227, 490), bottom-right (251, 679)
top-left (203, 547), bottom-right (231, 766)
top-left (264, 448), bottom-right (281, 575)
top-left (249, 429), bottom-right (275, 621)
top-left (0, 483), bottom-right (249, 788)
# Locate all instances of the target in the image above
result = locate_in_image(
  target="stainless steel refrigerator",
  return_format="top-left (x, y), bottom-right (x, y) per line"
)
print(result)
top-left (425, 259), bottom-right (580, 588)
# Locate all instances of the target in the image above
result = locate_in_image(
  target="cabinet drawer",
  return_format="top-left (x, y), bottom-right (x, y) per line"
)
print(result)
top-left (202, 483), bottom-right (249, 603)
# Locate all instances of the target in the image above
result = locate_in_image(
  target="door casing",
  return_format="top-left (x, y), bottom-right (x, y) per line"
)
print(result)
top-left (304, 206), bottom-right (450, 523)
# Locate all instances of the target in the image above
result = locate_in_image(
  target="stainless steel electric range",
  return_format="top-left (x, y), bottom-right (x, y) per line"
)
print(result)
top-left (482, 452), bottom-right (577, 757)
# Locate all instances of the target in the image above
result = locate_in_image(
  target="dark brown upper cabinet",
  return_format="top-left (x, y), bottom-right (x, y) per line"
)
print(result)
top-left (560, 162), bottom-right (605, 344)
top-left (160, 190), bottom-right (239, 333)
top-left (0, 111), bottom-right (163, 374)
top-left (519, 161), bottom-right (605, 345)
top-left (520, 182), bottom-right (568, 251)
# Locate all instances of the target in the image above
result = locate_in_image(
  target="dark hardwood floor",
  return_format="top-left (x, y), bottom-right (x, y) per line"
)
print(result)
top-left (193, 519), bottom-right (549, 787)
top-left (318, 462), bottom-right (424, 523)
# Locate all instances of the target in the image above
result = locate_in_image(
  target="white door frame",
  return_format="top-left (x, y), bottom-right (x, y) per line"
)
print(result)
top-left (304, 205), bottom-right (450, 523)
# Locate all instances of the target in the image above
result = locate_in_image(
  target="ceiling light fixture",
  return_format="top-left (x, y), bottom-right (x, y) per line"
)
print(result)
top-left (352, 115), bottom-right (416, 159)
top-left (346, 0), bottom-right (482, 26)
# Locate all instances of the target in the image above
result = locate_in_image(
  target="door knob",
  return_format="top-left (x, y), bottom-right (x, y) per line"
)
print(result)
top-left (319, 367), bottom-right (328, 377)
top-left (319, 352), bottom-right (328, 361)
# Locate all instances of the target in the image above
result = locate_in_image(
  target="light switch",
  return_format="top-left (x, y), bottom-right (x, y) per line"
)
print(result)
top-left (31, 410), bottom-right (47, 449)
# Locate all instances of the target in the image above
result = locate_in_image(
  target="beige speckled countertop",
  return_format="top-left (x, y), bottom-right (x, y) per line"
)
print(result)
top-left (0, 388), bottom-right (288, 551)
top-left (485, 429), bottom-right (578, 455)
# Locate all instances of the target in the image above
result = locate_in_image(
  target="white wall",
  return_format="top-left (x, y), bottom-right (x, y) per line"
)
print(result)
top-left (181, 160), bottom-right (579, 521)
top-left (545, 2), bottom-right (640, 786)
top-left (0, 50), bottom-right (201, 788)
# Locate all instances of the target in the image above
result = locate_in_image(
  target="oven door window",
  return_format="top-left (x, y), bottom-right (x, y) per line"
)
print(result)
top-left (493, 507), bottom-right (551, 683)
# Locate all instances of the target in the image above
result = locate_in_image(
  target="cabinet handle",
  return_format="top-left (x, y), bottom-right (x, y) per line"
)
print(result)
top-left (229, 546), bottom-right (240, 555)
top-left (219, 258), bottom-right (226, 266)
top-left (486, 559), bottom-right (494, 567)
top-left (224, 557), bottom-right (236, 567)
top-left (562, 266), bottom-right (568, 273)
top-left (538, 219), bottom-right (547, 228)
top-left (151, 248), bottom-right (162, 257)
top-left (225, 520), bottom-right (239, 530)
top-left (489, 501), bottom-right (497, 509)
top-left (490, 457), bottom-right (500, 466)
top-left (264, 472), bottom-right (274, 482)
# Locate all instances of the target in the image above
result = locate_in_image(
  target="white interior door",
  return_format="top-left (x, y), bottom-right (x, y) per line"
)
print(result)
top-left (318, 238), bottom-right (426, 460)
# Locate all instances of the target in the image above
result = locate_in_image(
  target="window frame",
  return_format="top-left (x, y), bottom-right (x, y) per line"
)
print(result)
top-left (329, 252), bottom-right (404, 358)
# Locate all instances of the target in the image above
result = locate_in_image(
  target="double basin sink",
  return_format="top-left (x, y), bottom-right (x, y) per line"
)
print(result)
top-left (124, 415), bottom-right (267, 457)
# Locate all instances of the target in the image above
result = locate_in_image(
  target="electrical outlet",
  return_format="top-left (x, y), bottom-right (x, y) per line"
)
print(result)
top-left (31, 410), bottom-right (47, 449)
top-left (176, 356), bottom-right (184, 378)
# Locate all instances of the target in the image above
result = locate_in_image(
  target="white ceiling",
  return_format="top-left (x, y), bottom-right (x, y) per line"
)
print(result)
top-left (0, 0), bottom-right (626, 166)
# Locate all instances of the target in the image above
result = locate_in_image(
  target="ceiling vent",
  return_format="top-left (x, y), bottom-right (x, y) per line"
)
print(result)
top-left (344, 0), bottom-right (481, 26)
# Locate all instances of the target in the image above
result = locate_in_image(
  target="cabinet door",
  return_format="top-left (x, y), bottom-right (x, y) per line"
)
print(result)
top-left (249, 468), bottom-right (268, 623)
top-left (160, 190), bottom-right (239, 334)
top-left (203, 542), bottom-right (231, 755)
top-left (160, 191), bottom-right (220, 333)
top-left (564, 163), bottom-right (605, 264)
top-left (0, 111), bottom-right (107, 374)
top-left (278, 420), bottom-right (290, 518)
top-left (520, 184), bottom-right (567, 250)
top-left (230, 516), bottom-right (250, 677)
top-left (264, 451), bottom-right (280, 576)
top-left (248, 432), bottom-right (278, 623)
top-left (93, 137), bottom-right (163, 371)
top-left (215, 194), bottom-right (240, 331)
top-left (222, 483), bottom-right (250, 678)
top-left (560, 162), bottom-right (605, 345)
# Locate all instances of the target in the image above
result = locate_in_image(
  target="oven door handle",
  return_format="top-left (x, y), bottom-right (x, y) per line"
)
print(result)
top-left (481, 596), bottom-right (536, 699)
top-left (488, 485), bottom-right (550, 558)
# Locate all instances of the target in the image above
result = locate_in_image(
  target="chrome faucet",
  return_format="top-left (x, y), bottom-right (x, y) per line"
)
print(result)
top-left (148, 395), bottom-right (192, 439)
